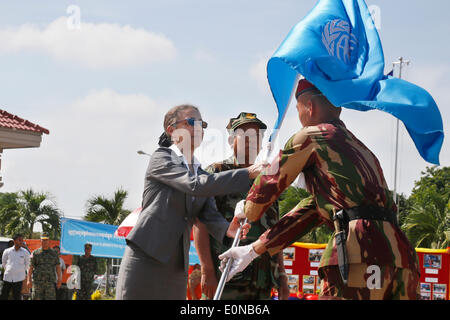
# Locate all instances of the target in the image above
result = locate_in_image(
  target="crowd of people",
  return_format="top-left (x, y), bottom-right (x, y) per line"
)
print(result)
top-left (1, 233), bottom-right (97, 300)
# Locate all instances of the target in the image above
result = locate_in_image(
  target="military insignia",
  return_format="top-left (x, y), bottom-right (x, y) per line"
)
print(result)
top-left (322, 19), bottom-right (358, 65)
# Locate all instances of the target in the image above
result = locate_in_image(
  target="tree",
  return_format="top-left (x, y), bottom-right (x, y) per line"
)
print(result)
top-left (84, 188), bottom-right (130, 225)
top-left (83, 188), bottom-right (131, 296)
top-left (0, 189), bottom-right (61, 239)
top-left (397, 193), bottom-right (414, 227)
top-left (401, 166), bottom-right (450, 249)
top-left (0, 192), bottom-right (19, 236)
top-left (411, 166), bottom-right (449, 196)
top-left (279, 187), bottom-right (311, 217)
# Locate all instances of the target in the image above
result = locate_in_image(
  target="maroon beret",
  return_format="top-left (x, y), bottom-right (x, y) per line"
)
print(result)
top-left (295, 79), bottom-right (317, 99)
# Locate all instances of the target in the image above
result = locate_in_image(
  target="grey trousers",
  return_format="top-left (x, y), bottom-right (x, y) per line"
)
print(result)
top-left (116, 241), bottom-right (187, 300)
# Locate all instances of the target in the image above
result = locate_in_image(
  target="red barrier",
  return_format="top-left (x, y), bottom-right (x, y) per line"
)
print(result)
top-left (415, 247), bottom-right (450, 300)
top-left (186, 240), bottom-right (450, 300)
top-left (280, 242), bottom-right (326, 299)
top-left (281, 243), bottom-right (450, 300)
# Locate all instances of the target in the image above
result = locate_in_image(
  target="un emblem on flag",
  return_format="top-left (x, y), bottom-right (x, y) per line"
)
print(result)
top-left (322, 19), bottom-right (358, 65)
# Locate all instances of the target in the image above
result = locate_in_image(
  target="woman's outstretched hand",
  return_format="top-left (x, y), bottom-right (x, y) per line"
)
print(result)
top-left (247, 162), bottom-right (269, 179)
top-left (226, 216), bottom-right (250, 240)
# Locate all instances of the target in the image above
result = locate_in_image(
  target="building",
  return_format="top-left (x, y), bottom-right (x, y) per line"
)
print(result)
top-left (0, 109), bottom-right (49, 187)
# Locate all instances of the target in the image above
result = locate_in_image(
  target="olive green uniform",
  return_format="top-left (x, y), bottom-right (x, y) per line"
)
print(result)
top-left (30, 248), bottom-right (59, 300)
top-left (76, 255), bottom-right (97, 300)
top-left (206, 157), bottom-right (281, 299)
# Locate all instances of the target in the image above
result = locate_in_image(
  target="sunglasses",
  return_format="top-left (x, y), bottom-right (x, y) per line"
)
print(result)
top-left (172, 117), bottom-right (208, 129)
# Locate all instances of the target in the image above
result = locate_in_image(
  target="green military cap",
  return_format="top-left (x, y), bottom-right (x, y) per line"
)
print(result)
top-left (226, 112), bottom-right (267, 132)
top-left (40, 232), bottom-right (49, 240)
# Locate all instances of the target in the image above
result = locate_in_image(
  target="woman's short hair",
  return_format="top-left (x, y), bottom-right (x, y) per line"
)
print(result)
top-left (163, 104), bottom-right (199, 131)
top-left (159, 104), bottom-right (200, 147)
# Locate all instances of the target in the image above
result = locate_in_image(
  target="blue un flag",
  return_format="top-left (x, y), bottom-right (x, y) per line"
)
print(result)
top-left (267, 0), bottom-right (443, 165)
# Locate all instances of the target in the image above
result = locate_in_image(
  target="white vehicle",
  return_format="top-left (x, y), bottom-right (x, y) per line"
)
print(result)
top-left (0, 236), bottom-right (13, 293)
top-left (0, 236), bottom-right (13, 267)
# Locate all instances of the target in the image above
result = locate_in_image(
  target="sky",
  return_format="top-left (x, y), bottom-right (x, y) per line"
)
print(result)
top-left (0, 0), bottom-right (448, 222)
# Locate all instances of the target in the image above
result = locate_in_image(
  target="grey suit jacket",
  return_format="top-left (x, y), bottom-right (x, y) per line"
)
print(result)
top-left (127, 147), bottom-right (251, 271)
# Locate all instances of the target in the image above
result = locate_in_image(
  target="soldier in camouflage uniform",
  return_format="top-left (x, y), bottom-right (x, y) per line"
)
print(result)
top-left (27, 233), bottom-right (62, 300)
top-left (194, 112), bottom-right (289, 300)
top-left (76, 243), bottom-right (97, 300)
top-left (220, 80), bottom-right (420, 300)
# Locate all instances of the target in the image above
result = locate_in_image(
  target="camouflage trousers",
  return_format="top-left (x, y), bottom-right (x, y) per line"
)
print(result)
top-left (77, 281), bottom-right (94, 300)
top-left (318, 263), bottom-right (420, 300)
top-left (215, 284), bottom-right (272, 300)
top-left (32, 281), bottom-right (56, 300)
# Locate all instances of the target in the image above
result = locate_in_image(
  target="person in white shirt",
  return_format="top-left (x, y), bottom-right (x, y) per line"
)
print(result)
top-left (1, 234), bottom-right (30, 300)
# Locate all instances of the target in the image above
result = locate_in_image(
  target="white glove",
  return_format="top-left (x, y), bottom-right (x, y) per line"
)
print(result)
top-left (218, 244), bottom-right (259, 282)
top-left (234, 199), bottom-right (246, 220)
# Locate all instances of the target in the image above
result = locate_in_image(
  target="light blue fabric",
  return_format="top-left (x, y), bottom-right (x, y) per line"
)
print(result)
top-left (60, 217), bottom-right (126, 258)
top-left (267, 0), bottom-right (443, 164)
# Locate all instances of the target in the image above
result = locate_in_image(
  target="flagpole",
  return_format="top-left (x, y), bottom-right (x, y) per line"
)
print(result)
top-left (392, 57), bottom-right (410, 208)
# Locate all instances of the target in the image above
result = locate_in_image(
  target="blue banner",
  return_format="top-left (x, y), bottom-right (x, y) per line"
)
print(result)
top-left (189, 240), bottom-right (200, 265)
top-left (60, 217), bottom-right (126, 259)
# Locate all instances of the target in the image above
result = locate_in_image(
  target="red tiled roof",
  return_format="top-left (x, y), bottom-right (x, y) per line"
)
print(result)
top-left (0, 109), bottom-right (49, 135)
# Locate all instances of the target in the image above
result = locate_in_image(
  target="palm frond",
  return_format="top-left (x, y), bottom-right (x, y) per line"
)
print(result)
top-left (84, 188), bottom-right (130, 225)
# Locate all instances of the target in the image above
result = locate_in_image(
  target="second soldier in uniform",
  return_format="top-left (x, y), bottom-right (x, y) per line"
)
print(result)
top-left (194, 112), bottom-right (289, 300)
top-left (76, 243), bottom-right (98, 300)
top-left (27, 233), bottom-right (62, 300)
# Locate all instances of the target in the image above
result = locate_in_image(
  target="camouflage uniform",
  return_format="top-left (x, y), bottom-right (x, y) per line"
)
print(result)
top-left (206, 157), bottom-right (281, 300)
top-left (30, 248), bottom-right (59, 300)
top-left (76, 255), bottom-right (97, 300)
top-left (245, 119), bottom-right (420, 300)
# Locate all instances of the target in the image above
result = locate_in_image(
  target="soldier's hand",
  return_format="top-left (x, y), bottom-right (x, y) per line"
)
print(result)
top-left (226, 217), bottom-right (250, 240)
top-left (234, 200), bottom-right (246, 220)
top-left (57, 280), bottom-right (62, 289)
top-left (218, 243), bottom-right (259, 282)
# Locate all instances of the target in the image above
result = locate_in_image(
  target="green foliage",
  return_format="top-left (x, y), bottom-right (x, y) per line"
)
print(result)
top-left (397, 192), bottom-right (414, 227)
top-left (278, 187), bottom-right (311, 217)
top-left (278, 186), bottom-right (333, 244)
top-left (0, 189), bottom-right (61, 239)
top-left (402, 166), bottom-right (450, 249)
top-left (411, 166), bottom-right (449, 197)
top-left (84, 188), bottom-right (131, 225)
top-left (83, 188), bottom-right (131, 297)
top-left (0, 192), bottom-right (20, 235)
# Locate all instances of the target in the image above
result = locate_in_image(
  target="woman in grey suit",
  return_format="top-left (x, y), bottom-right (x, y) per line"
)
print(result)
top-left (116, 104), bottom-right (265, 300)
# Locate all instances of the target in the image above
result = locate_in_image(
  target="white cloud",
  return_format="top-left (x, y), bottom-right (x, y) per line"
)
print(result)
top-left (2, 89), bottom-right (167, 218)
top-left (249, 54), bottom-right (271, 93)
top-left (0, 17), bottom-right (177, 68)
top-left (72, 89), bottom-right (159, 116)
top-left (49, 89), bottom-right (165, 163)
top-left (193, 48), bottom-right (216, 63)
